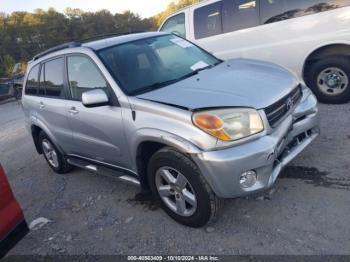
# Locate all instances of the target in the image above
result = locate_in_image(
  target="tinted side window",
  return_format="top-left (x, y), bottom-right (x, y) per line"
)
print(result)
top-left (25, 65), bottom-right (40, 95)
top-left (160, 13), bottom-right (186, 38)
top-left (43, 58), bottom-right (65, 98)
top-left (222, 0), bottom-right (259, 33)
top-left (67, 56), bottom-right (108, 101)
top-left (194, 1), bottom-right (223, 39)
top-left (261, 0), bottom-right (350, 24)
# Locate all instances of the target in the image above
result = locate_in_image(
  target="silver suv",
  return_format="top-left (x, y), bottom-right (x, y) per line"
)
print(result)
top-left (22, 32), bottom-right (319, 227)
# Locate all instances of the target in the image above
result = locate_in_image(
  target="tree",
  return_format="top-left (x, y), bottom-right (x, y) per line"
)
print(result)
top-left (115, 11), bottom-right (154, 33)
top-left (3, 55), bottom-right (15, 77)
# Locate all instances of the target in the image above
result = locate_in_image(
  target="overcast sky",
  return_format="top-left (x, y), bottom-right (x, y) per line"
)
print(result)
top-left (0, 0), bottom-right (174, 18)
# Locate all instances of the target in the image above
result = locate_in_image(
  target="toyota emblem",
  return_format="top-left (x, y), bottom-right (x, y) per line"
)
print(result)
top-left (286, 97), bottom-right (294, 111)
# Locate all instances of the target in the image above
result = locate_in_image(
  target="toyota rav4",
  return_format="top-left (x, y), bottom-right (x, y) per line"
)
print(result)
top-left (22, 32), bottom-right (319, 227)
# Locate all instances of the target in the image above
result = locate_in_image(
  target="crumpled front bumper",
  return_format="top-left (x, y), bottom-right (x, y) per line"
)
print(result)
top-left (192, 89), bottom-right (319, 198)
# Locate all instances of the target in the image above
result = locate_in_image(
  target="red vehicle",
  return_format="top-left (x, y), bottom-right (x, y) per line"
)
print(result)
top-left (0, 164), bottom-right (28, 258)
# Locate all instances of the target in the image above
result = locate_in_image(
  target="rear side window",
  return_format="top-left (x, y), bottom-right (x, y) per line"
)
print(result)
top-left (25, 65), bottom-right (40, 95)
top-left (67, 56), bottom-right (108, 101)
top-left (43, 58), bottom-right (65, 98)
top-left (160, 13), bottom-right (186, 38)
top-left (194, 1), bottom-right (223, 39)
top-left (261, 0), bottom-right (350, 24)
top-left (222, 0), bottom-right (259, 33)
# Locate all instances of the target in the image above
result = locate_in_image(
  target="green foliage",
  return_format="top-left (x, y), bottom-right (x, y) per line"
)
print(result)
top-left (0, 55), bottom-right (15, 77)
top-left (0, 66), bottom-right (4, 77)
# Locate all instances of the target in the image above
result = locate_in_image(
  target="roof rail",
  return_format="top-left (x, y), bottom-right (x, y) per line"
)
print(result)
top-left (78, 31), bottom-right (147, 43)
top-left (33, 41), bottom-right (81, 61)
top-left (32, 31), bottom-right (147, 61)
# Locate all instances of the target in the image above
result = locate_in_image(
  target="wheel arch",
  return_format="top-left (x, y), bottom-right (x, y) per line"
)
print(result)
top-left (133, 129), bottom-right (202, 191)
top-left (31, 125), bottom-right (43, 154)
top-left (30, 123), bottom-right (65, 155)
top-left (303, 43), bottom-right (350, 83)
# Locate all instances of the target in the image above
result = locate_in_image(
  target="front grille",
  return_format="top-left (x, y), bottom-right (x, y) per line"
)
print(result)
top-left (265, 85), bottom-right (302, 127)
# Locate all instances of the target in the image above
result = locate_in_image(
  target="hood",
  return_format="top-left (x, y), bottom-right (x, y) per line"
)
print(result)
top-left (137, 59), bottom-right (299, 110)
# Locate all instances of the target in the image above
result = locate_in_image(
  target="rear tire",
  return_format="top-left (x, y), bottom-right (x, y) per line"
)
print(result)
top-left (147, 147), bottom-right (221, 227)
top-left (39, 132), bottom-right (72, 174)
top-left (306, 56), bottom-right (350, 104)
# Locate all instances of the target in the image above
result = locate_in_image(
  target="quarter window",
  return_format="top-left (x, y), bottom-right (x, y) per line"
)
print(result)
top-left (43, 58), bottom-right (65, 98)
top-left (25, 64), bottom-right (40, 95)
top-left (160, 13), bottom-right (186, 38)
top-left (67, 56), bottom-right (108, 101)
top-left (194, 1), bottom-right (223, 39)
top-left (260, 0), bottom-right (350, 24)
top-left (222, 0), bottom-right (259, 33)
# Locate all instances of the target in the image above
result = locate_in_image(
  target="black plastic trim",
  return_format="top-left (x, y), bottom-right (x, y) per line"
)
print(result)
top-left (0, 220), bottom-right (29, 259)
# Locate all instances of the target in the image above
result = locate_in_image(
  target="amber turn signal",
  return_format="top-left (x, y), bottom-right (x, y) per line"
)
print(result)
top-left (193, 114), bottom-right (223, 130)
top-left (193, 114), bottom-right (231, 141)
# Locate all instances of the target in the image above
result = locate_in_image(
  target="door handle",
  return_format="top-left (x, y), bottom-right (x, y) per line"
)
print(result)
top-left (68, 107), bottom-right (79, 115)
top-left (39, 102), bottom-right (45, 109)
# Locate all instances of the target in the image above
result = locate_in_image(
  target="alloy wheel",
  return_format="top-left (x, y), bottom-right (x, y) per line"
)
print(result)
top-left (42, 139), bottom-right (59, 168)
top-left (155, 167), bottom-right (197, 217)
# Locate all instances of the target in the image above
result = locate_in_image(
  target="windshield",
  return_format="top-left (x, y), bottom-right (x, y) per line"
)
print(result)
top-left (98, 35), bottom-right (221, 95)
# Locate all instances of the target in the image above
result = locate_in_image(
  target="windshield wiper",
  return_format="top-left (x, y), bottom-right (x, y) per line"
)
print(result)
top-left (178, 64), bottom-right (215, 80)
top-left (132, 63), bottom-right (221, 96)
top-left (190, 61), bottom-right (222, 74)
top-left (196, 64), bottom-right (214, 72)
top-left (130, 79), bottom-right (180, 95)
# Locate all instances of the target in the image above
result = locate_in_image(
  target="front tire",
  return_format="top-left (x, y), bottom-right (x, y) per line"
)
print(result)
top-left (307, 56), bottom-right (350, 104)
top-left (39, 132), bottom-right (72, 174)
top-left (148, 147), bottom-right (221, 227)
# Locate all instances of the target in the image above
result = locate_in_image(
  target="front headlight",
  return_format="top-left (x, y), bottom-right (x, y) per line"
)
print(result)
top-left (192, 108), bottom-right (264, 141)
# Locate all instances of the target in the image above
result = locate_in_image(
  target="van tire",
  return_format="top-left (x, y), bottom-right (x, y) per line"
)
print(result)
top-left (147, 147), bottom-right (221, 227)
top-left (307, 56), bottom-right (350, 104)
top-left (39, 132), bottom-right (72, 174)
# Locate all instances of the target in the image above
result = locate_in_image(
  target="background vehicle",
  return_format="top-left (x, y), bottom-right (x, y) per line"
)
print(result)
top-left (22, 33), bottom-right (319, 227)
top-left (159, 0), bottom-right (350, 104)
top-left (0, 164), bottom-right (29, 258)
top-left (10, 63), bottom-right (26, 100)
top-left (0, 63), bottom-right (26, 102)
top-left (0, 80), bottom-right (11, 101)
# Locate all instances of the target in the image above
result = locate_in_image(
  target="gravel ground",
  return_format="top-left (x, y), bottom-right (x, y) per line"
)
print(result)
top-left (1, 100), bottom-right (349, 255)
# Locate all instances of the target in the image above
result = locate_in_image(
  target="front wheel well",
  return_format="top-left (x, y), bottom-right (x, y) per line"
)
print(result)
top-left (136, 141), bottom-right (168, 191)
top-left (303, 44), bottom-right (350, 83)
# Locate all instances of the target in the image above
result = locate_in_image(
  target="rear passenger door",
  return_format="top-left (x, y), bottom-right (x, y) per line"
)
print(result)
top-left (65, 55), bottom-right (129, 168)
top-left (34, 57), bottom-right (74, 153)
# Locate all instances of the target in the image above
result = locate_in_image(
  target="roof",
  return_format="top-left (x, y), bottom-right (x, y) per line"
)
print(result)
top-left (162, 0), bottom-right (212, 19)
top-left (31, 32), bottom-right (169, 62)
top-left (83, 32), bottom-right (168, 50)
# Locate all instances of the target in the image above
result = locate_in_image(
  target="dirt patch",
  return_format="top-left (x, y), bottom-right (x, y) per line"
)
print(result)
top-left (281, 166), bottom-right (350, 191)
top-left (127, 191), bottom-right (159, 211)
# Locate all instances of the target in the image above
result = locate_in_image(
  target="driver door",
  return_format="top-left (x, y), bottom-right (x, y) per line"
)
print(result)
top-left (65, 54), bottom-right (130, 168)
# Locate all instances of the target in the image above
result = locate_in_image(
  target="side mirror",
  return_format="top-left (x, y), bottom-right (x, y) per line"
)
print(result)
top-left (82, 89), bottom-right (109, 108)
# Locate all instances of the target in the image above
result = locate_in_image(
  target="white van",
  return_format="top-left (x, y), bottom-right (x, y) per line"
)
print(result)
top-left (159, 0), bottom-right (350, 104)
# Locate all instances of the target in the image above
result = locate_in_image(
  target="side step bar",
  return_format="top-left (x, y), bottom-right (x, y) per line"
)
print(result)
top-left (67, 157), bottom-right (140, 186)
